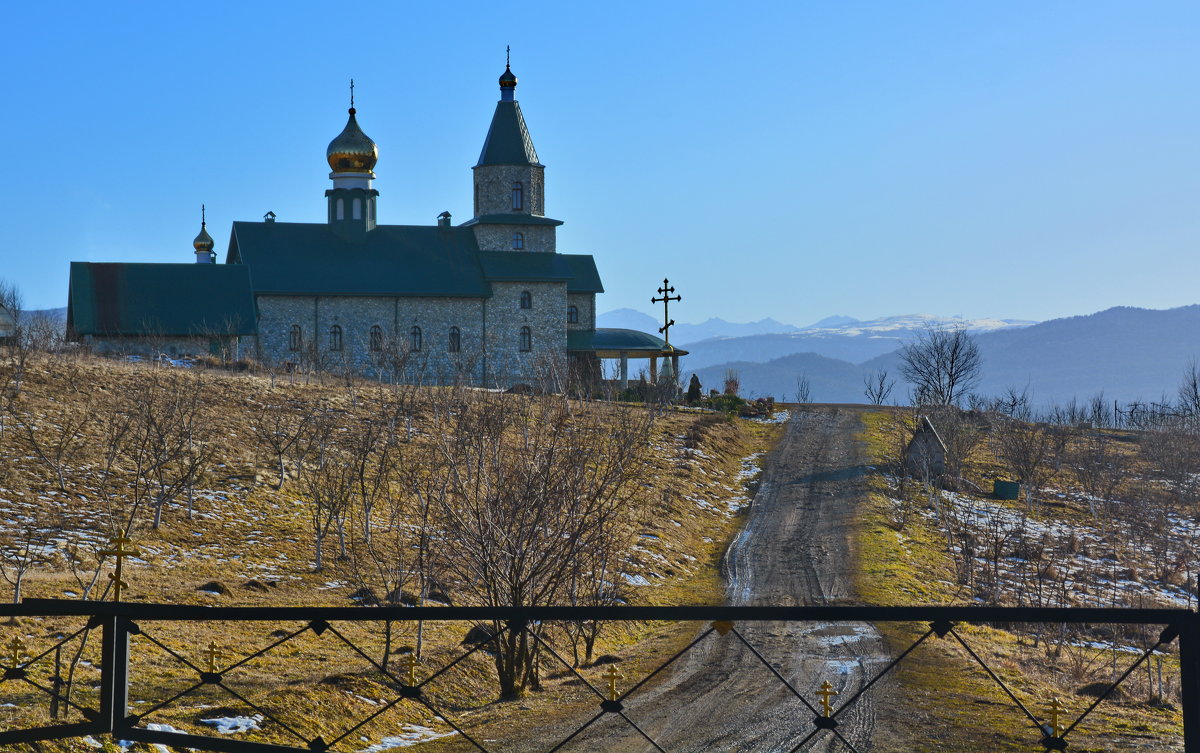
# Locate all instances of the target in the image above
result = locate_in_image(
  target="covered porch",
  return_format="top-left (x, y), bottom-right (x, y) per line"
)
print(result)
top-left (567, 328), bottom-right (689, 390)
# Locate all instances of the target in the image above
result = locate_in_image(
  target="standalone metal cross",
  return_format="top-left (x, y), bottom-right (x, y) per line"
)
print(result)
top-left (204, 641), bottom-right (226, 673)
top-left (399, 652), bottom-right (419, 687)
top-left (651, 279), bottom-right (681, 347)
top-left (98, 535), bottom-right (140, 602)
top-left (816, 680), bottom-right (838, 717)
top-left (6, 636), bottom-right (26, 668)
top-left (1048, 696), bottom-right (1065, 737)
top-left (602, 665), bottom-right (622, 701)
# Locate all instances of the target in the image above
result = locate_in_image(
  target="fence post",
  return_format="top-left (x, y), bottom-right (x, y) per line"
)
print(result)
top-left (111, 616), bottom-right (132, 735)
top-left (1182, 611), bottom-right (1200, 753)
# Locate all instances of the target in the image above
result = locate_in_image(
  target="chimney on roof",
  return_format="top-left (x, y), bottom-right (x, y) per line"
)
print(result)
top-left (437, 211), bottom-right (452, 229)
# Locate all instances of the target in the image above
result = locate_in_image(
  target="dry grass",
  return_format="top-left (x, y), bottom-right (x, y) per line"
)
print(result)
top-left (854, 409), bottom-right (1186, 752)
top-left (0, 353), bottom-right (783, 750)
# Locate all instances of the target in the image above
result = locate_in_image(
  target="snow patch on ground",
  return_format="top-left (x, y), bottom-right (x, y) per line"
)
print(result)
top-left (200, 714), bottom-right (263, 734)
top-left (359, 725), bottom-right (457, 751)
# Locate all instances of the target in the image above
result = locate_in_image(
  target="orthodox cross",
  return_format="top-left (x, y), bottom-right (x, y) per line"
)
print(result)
top-left (98, 535), bottom-right (140, 602)
top-left (816, 680), bottom-right (838, 718)
top-left (350, 78), bottom-right (355, 109)
top-left (506, 45), bottom-right (511, 67)
top-left (6, 636), bottom-right (26, 668)
top-left (399, 651), bottom-right (419, 686)
top-left (601, 665), bottom-right (622, 701)
top-left (204, 641), bottom-right (226, 673)
top-left (1047, 696), bottom-right (1065, 737)
top-left (201, 204), bottom-right (206, 227)
top-left (650, 279), bottom-right (681, 347)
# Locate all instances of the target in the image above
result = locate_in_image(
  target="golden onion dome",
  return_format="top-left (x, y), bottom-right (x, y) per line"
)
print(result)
top-left (499, 64), bottom-right (517, 89)
top-left (193, 221), bottom-right (214, 254)
top-left (326, 107), bottom-right (378, 174)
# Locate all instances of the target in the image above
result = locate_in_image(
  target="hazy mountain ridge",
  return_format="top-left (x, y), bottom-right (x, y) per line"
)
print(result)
top-left (674, 314), bottom-right (1037, 370)
top-left (685, 306), bottom-right (1200, 405)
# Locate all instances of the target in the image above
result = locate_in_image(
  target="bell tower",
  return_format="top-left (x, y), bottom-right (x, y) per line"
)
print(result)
top-left (325, 80), bottom-right (379, 236)
top-left (466, 54), bottom-right (562, 252)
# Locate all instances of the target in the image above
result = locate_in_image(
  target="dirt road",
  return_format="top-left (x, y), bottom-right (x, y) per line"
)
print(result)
top-left (562, 406), bottom-right (889, 752)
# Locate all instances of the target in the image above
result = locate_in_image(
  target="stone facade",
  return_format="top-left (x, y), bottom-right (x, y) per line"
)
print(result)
top-left (473, 164), bottom-right (545, 217)
top-left (256, 295), bottom-right (491, 385)
top-left (567, 292), bottom-right (595, 331)
top-left (83, 334), bottom-right (251, 361)
top-left (471, 223), bottom-right (556, 253)
top-left (482, 281), bottom-right (568, 388)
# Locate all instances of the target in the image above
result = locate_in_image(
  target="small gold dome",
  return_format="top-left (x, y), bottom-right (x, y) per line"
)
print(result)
top-left (326, 108), bottom-right (378, 174)
top-left (193, 222), bottom-right (214, 254)
top-left (499, 65), bottom-right (517, 89)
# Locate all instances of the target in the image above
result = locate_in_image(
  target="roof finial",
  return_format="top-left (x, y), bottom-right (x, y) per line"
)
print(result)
top-left (349, 78), bottom-right (355, 111)
top-left (506, 45), bottom-right (510, 68)
top-left (201, 203), bottom-right (206, 228)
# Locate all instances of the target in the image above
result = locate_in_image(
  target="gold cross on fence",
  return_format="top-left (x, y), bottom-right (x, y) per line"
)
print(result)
top-left (203, 641), bottom-right (226, 673)
top-left (816, 680), bottom-right (838, 718)
top-left (602, 665), bottom-right (622, 702)
top-left (399, 651), bottom-right (419, 687)
top-left (1048, 696), bottom-right (1065, 737)
top-left (6, 636), bottom-right (26, 668)
top-left (98, 535), bottom-right (140, 602)
top-left (650, 278), bottom-right (681, 347)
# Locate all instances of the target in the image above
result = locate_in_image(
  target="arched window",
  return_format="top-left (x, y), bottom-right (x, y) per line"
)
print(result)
top-left (512, 232), bottom-right (524, 250)
top-left (410, 326), bottom-right (422, 352)
top-left (512, 182), bottom-right (523, 211)
top-left (329, 325), bottom-right (343, 351)
top-left (448, 326), bottom-right (461, 353)
top-left (519, 326), bottom-right (532, 352)
top-left (370, 325), bottom-right (383, 352)
top-left (567, 305), bottom-right (578, 324)
top-left (353, 198), bottom-right (362, 220)
top-left (519, 290), bottom-right (532, 309)
top-left (335, 198), bottom-right (345, 220)
top-left (289, 325), bottom-right (302, 352)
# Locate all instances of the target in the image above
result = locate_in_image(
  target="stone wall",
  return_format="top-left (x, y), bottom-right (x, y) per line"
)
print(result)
top-left (256, 295), bottom-right (487, 384)
top-left (84, 334), bottom-right (251, 361)
top-left (471, 224), bottom-right (556, 253)
top-left (567, 292), bottom-right (595, 331)
top-left (483, 281), bottom-right (567, 389)
top-left (473, 164), bottom-right (545, 216)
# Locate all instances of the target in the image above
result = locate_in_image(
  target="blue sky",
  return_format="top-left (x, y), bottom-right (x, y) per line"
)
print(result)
top-left (3, 1), bottom-right (1198, 325)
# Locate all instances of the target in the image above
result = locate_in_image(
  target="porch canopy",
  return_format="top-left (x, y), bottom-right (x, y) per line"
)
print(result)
top-left (567, 328), bottom-right (689, 386)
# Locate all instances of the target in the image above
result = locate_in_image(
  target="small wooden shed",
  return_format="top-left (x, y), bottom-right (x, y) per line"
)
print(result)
top-left (905, 415), bottom-right (947, 479)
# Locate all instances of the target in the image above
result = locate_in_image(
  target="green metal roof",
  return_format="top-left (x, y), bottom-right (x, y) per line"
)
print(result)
top-left (567, 328), bottom-right (675, 353)
top-left (476, 101), bottom-right (542, 167)
top-left (68, 262), bottom-right (256, 337)
top-left (228, 222), bottom-right (494, 297)
top-left (479, 252), bottom-right (603, 293)
top-left (460, 214), bottom-right (563, 227)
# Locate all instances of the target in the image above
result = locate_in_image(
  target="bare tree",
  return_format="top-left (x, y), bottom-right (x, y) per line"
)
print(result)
top-left (794, 374), bottom-right (812, 404)
top-left (899, 325), bottom-right (982, 406)
top-left (0, 509), bottom-right (62, 603)
top-left (13, 370), bottom-right (95, 491)
top-left (863, 369), bottom-right (895, 405)
top-left (433, 390), bottom-right (655, 699)
top-left (996, 418), bottom-right (1068, 510)
top-left (249, 398), bottom-right (313, 490)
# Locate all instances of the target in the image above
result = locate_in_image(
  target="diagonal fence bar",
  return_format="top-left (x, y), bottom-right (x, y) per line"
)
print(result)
top-left (0, 600), bottom-right (1194, 753)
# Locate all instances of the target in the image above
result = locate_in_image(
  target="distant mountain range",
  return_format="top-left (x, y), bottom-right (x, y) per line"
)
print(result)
top-left (597, 310), bottom-right (1037, 369)
top-left (657, 306), bottom-right (1200, 406)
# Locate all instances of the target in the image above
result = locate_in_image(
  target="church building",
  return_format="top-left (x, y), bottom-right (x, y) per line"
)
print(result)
top-left (66, 64), bottom-right (675, 388)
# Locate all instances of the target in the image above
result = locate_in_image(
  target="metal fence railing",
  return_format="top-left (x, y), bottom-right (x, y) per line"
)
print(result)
top-left (1, 601), bottom-right (1196, 752)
